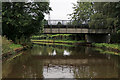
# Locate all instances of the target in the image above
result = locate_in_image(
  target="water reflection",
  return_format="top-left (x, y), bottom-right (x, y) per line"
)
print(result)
top-left (2, 44), bottom-right (120, 78)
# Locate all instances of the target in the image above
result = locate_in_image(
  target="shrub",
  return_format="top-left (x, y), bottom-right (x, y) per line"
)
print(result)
top-left (15, 35), bottom-right (32, 48)
top-left (111, 30), bottom-right (120, 43)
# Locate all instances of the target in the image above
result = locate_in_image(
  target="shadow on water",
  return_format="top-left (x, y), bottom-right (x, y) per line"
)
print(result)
top-left (2, 43), bottom-right (120, 79)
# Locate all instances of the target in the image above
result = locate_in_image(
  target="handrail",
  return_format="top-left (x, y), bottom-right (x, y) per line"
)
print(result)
top-left (44, 20), bottom-right (114, 30)
top-left (44, 20), bottom-right (86, 26)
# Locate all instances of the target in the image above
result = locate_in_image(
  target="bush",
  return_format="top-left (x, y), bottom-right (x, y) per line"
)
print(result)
top-left (111, 30), bottom-right (120, 43)
top-left (117, 30), bottom-right (120, 43)
top-left (15, 35), bottom-right (32, 48)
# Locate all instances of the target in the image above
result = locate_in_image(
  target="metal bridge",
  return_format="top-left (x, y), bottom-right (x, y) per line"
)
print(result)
top-left (43, 20), bottom-right (111, 34)
top-left (43, 20), bottom-right (112, 43)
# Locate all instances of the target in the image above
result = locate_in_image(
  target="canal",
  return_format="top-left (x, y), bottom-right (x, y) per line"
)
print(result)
top-left (2, 44), bottom-right (120, 78)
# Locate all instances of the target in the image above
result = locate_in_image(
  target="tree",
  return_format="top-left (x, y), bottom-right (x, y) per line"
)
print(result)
top-left (69, 2), bottom-right (94, 25)
top-left (89, 13), bottom-right (107, 29)
top-left (70, 2), bottom-right (120, 29)
top-left (92, 2), bottom-right (119, 30)
top-left (2, 2), bottom-right (51, 41)
top-left (57, 22), bottom-right (62, 25)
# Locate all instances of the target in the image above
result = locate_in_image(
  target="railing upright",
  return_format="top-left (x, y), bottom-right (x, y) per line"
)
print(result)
top-left (50, 20), bottom-right (52, 33)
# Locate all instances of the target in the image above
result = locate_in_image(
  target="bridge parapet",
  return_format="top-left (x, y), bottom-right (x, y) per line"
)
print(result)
top-left (43, 20), bottom-right (112, 43)
top-left (44, 20), bottom-right (89, 28)
top-left (43, 28), bottom-right (111, 34)
top-left (44, 20), bottom-right (114, 29)
top-left (45, 20), bottom-right (74, 25)
top-left (43, 20), bottom-right (113, 34)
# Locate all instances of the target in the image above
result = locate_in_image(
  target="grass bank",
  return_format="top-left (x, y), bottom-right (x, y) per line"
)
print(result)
top-left (31, 39), bottom-right (90, 47)
top-left (92, 43), bottom-right (120, 51)
top-left (10, 44), bottom-right (23, 50)
top-left (93, 48), bottom-right (120, 56)
top-left (2, 36), bottom-right (26, 61)
top-left (92, 43), bottom-right (120, 55)
top-left (2, 36), bottom-right (23, 54)
top-left (31, 39), bottom-right (85, 44)
top-left (2, 43), bottom-right (24, 61)
top-left (32, 39), bottom-right (120, 55)
top-left (33, 41), bottom-right (75, 47)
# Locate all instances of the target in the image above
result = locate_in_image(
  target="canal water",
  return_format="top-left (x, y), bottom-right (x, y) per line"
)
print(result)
top-left (2, 44), bottom-right (120, 78)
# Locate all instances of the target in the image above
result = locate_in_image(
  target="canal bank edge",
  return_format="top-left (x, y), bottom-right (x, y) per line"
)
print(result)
top-left (3, 40), bottom-right (120, 61)
top-left (92, 43), bottom-right (120, 52)
top-left (2, 46), bottom-right (30, 62)
top-left (32, 40), bottom-right (120, 55)
top-left (31, 40), bottom-right (91, 46)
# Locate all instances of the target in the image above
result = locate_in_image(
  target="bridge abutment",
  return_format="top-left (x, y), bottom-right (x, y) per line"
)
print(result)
top-left (85, 34), bottom-right (110, 43)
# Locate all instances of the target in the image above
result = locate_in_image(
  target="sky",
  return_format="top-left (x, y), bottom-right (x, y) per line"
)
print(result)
top-left (45, 0), bottom-right (78, 20)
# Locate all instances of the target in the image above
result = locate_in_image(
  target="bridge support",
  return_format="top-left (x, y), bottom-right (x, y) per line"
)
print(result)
top-left (85, 34), bottom-right (110, 43)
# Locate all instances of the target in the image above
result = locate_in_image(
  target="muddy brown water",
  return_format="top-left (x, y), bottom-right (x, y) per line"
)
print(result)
top-left (2, 44), bottom-right (120, 79)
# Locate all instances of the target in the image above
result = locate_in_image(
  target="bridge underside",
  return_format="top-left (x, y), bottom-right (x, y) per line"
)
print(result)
top-left (86, 34), bottom-right (110, 43)
top-left (43, 28), bottom-right (111, 43)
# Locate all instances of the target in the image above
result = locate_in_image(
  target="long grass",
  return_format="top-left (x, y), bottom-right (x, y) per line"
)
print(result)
top-left (33, 42), bottom-right (74, 47)
top-left (2, 36), bottom-right (22, 54)
top-left (93, 48), bottom-right (120, 55)
top-left (10, 44), bottom-right (23, 50)
top-left (92, 43), bottom-right (120, 50)
top-left (31, 39), bottom-right (85, 43)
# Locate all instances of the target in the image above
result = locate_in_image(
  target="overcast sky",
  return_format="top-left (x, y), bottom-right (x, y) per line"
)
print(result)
top-left (45, 0), bottom-right (78, 20)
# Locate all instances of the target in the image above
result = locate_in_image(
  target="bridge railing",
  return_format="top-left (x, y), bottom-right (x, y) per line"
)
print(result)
top-left (45, 20), bottom-right (73, 25)
top-left (44, 20), bottom-right (114, 30)
top-left (44, 20), bottom-right (90, 28)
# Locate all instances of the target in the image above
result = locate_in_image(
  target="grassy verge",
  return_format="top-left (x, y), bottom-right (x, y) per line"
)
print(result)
top-left (93, 48), bottom-right (120, 56)
top-left (31, 39), bottom-right (85, 44)
top-left (2, 36), bottom-right (25, 62)
top-left (2, 43), bottom-right (23, 55)
top-left (54, 40), bottom-right (85, 43)
top-left (2, 36), bottom-right (23, 55)
top-left (10, 44), bottom-right (23, 50)
top-left (92, 43), bottom-right (120, 50)
top-left (31, 34), bottom-right (72, 39)
top-left (33, 42), bottom-right (75, 47)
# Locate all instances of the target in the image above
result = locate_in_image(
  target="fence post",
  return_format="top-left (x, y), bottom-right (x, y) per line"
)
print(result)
top-left (50, 20), bottom-right (52, 33)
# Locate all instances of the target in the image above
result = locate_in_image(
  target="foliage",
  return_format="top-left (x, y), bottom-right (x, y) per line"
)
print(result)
top-left (92, 43), bottom-right (120, 50)
top-left (89, 13), bottom-right (107, 28)
top-left (9, 44), bottom-right (22, 49)
top-left (15, 35), bottom-right (32, 48)
top-left (32, 34), bottom-right (72, 40)
top-left (2, 2), bottom-right (51, 41)
top-left (110, 30), bottom-right (120, 43)
top-left (32, 39), bottom-right (85, 43)
top-left (57, 22), bottom-right (62, 25)
top-left (70, 2), bottom-right (120, 29)
top-left (31, 34), bottom-right (85, 41)
top-left (94, 48), bottom-right (120, 56)
top-left (70, 2), bottom-right (120, 43)
top-left (93, 2), bottom-right (119, 30)
top-left (69, 2), bottom-right (93, 24)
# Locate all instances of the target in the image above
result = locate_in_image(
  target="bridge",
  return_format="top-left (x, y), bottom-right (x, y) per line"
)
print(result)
top-left (43, 20), bottom-right (112, 43)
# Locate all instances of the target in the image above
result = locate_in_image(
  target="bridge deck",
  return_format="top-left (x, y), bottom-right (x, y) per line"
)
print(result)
top-left (43, 28), bottom-right (111, 34)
